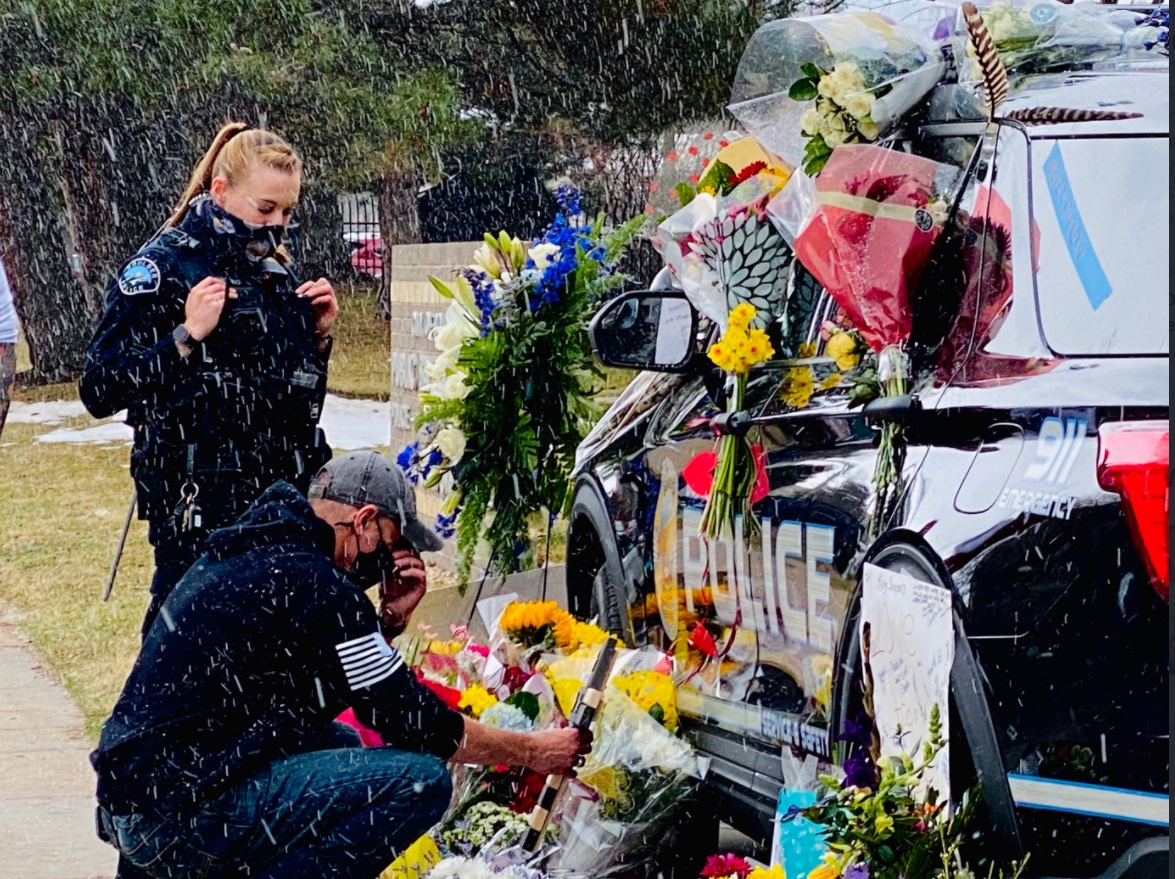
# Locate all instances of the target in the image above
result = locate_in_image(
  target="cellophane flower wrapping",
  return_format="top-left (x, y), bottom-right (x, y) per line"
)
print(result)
top-left (791, 143), bottom-right (956, 355)
top-left (953, 2), bottom-right (1168, 80)
top-left (728, 11), bottom-right (944, 165)
top-left (547, 688), bottom-right (699, 877)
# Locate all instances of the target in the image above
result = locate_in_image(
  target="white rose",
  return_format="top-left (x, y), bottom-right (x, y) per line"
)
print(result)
top-left (435, 427), bottom-right (467, 464)
top-left (527, 241), bottom-right (561, 270)
top-left (857, 118), bottom-right (880, 141)
top-left (817, 76), bottom-right (838, 100)
top-left (800, 108), bottom-right (822, 137)
top-left (843, 92), bottom-right (875, 121)
top-left (441, 371), bottom-right (471, 400)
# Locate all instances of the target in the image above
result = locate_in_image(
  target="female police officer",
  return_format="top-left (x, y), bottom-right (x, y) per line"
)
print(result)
top-left (80, 122), bottom-right (339, 638)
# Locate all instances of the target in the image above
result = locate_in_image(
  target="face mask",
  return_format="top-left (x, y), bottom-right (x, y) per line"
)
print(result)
top-left (347, 537), bottom-right (396, 591)
top-left (203, 196), bottom-right (286, 261)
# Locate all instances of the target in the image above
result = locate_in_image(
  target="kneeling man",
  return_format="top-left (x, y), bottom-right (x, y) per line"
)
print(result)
top-left (92, 451), bottom-right (586, 879)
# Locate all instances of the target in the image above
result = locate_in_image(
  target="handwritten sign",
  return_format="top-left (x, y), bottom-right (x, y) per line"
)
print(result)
top-left (859, 563), bottom-right (953, 804)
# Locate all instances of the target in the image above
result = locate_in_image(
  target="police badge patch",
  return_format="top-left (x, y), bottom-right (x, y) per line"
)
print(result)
top-left (118, 258), bottom-right (161, 296)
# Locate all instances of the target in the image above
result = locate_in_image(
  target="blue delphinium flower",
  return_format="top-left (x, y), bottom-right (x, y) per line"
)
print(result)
top-left (435, 512), bottom-right (457, 540)
top-left (554, 183), bottom-right (583, 217)
top-left (397, 442), bottom-right (420, 484)
top-left (461, 267), bottom-right (498, 333)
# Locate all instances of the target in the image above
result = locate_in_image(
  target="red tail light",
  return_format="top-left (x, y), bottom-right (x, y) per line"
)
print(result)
top-left (1096, 421), bottom-right (1169, 602)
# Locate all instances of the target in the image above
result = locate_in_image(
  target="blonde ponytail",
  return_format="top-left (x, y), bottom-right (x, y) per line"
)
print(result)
top-left (167, 123), bottom-right (303, 230)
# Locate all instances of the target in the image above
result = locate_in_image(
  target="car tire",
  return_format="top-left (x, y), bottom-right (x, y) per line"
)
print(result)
top-left (567, 481), bottom-right (631, 642)
top-left (836, 540), bottom-right (1023, 863)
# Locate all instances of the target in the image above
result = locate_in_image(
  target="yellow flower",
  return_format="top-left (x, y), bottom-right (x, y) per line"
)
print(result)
top-left (499, 600), bottom-right (575, 649)
top-left (749, 867), bottom-right (787, 879)
top-left (781, 366), bottom-right (815, 409)
top-left (457, 684), bottom-right (497, 718)
top-left (797, 341), bottom-right (818, 359)
top-left (570, 621), bottom-right (610, 649)
top-left (427, 639), bottom-right (463, 656)
top-left (729, 303), bottom-right (756, 329)
top-left (613, 670), bottom-right (679, 732)
top-left (825, 331), bottom-right (861, 372)
top-left (708, 342), bottom-right (733, 371)
top-left (819, 372), bottom-right (842, 391)
top-left (808, 864), bottom-right (839, 879)
top-left (875, 813), bottom-right (895, 834)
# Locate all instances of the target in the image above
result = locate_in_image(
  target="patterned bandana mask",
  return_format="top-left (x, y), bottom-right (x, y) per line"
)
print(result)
top-left (196, 194), bottom-right (287, 262)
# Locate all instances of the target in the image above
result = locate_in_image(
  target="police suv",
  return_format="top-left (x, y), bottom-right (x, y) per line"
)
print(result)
top-left (567, 49), bottom-right (1169, 879)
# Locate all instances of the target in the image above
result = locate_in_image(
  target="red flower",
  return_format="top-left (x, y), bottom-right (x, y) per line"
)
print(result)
top-left (510, 769), bottom-right (547, 814)
top-left (690, 174), bottom-right (701, 184)
top-left (703, 132), bottom-right (715, 140)
top-left (719, 139), bottom-right (730, 147)
top-left (649, 181), bottom-right (660, 192)
top-left (690, 624), bottom-right (718, 658)
top-left (701, 854), bottom-right (753, 878)
top-left (688, 145), bottom-right (699, 156)
top-left (666, 151), bottom-right (679, 161)
top-left (502, 665), bottom-right (532, 692)
top-left (730, 161), bottom-right (768, 187)
top-left (701, 158), bottom-right (711, 168)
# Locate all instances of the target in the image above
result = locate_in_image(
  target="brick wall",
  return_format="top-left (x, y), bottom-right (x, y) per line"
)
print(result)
top-left (389, 241), bottom-right (481, 568)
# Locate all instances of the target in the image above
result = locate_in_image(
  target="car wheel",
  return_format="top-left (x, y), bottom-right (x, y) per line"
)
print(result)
top-left (836, 541), bottom-right (1021, 863)
top-left (567, 483), bottom-right (630, 641)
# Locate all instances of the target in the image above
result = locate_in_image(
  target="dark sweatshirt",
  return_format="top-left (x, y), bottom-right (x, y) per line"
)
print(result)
top-left (91, 481), bottom-right (463, 817)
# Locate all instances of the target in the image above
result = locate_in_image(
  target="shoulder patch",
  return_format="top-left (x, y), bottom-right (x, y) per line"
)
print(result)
top-left (118, 258), bottom-right (161, 296)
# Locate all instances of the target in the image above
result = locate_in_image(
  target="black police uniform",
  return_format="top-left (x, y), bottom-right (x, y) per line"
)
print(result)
top-left (80, 195), bottom-right (332, 638)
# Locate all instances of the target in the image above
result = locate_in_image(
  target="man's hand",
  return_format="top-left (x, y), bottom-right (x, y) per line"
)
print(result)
top-left (525, 728), bottom-right (594, 776)
top-left (378, 546), bottom-right (427, 636)
top-left (184, 276), bottom-right (237, 341)
top-left (297, 277), bottom-right (338, 340)
top-left (451, 718), bottom-right (594, 775)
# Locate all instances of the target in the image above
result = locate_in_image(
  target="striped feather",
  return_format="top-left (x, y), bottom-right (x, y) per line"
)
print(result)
top-left (962, 1), bottom-right (1009, 119)
top-left (1005, 107), bottom-right (1145, 125)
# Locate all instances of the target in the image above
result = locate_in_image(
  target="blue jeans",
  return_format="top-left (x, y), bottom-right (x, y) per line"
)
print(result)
top-left (100, 723), bottom-right (452, 879)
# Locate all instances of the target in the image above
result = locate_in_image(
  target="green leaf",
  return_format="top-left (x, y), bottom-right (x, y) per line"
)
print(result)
top-left (789, 79), bottom-right (819, 101)
top-left (648, 703), bottom-right (666, 725)
top-left (505, 691), bottom-right (541, 722)
top-left (696, 159), bottom-right (736, 195)
top-left (675, 181), bottom-right (697, 207)
top-left (801, 62), bottom-right (826, 80)
top-left (428, 275), bottom-right (455, 299)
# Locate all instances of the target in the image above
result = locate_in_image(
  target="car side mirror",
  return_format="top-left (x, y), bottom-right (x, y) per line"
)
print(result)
top-left (589, 290), bottom-right (701, 373)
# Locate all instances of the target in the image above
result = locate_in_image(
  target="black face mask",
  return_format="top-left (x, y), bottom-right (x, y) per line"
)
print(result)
top-left (202, 196), bottom-right (286, 262)
top-left (347, 538), bottom-right (396, 591)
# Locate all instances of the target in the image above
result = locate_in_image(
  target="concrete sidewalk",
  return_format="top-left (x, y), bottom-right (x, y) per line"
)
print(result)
top-left (0, 609), bottom-right (116, 879)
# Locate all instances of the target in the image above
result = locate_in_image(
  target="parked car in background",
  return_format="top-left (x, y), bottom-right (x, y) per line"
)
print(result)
top-left (569, 67), bottom-right (1169, 878)
top-left (344, 230), bottom-right (383, 279)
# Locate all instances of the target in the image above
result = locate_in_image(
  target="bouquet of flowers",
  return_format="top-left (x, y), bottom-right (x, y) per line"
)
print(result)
top-left (955, 2), bottom-right (1168, 78)
top-left (785, 705), bottom-right (1031, 879)
top-left (772, 143), bottom-right (959, 528)
top-left (651, 140), bottom-right (796, 542)
top-left (728, 12), bottom-right (946, 173)
top-left (377, 602), bottom-right (699, 879)
top-left (410, 188), bottom-right (645, 587)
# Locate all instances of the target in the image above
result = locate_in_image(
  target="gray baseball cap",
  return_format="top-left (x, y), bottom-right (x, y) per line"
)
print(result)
top-left (307, 450), bottom-right (445, 552)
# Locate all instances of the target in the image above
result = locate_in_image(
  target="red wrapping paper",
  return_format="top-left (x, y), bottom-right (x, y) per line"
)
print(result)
top-left (795, 144), bottom-right (947, 352)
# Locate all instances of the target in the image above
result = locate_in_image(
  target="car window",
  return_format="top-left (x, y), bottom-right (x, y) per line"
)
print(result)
top-left (1030, 136), bottom-right (1169, 356)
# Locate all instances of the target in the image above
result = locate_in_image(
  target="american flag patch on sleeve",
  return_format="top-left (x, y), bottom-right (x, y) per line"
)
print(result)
top-left (335, 632), bottom-right (404, 690)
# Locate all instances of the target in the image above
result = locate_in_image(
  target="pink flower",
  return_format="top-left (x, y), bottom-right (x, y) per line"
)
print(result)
top-left (649, 181), bottom-right (660, 193)
top-left (467, 644), bottom-right (490, 657)
top-left (666, 151), bottom-right (679, 161)
top-left (701, 854), bottom-right (752, 878)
